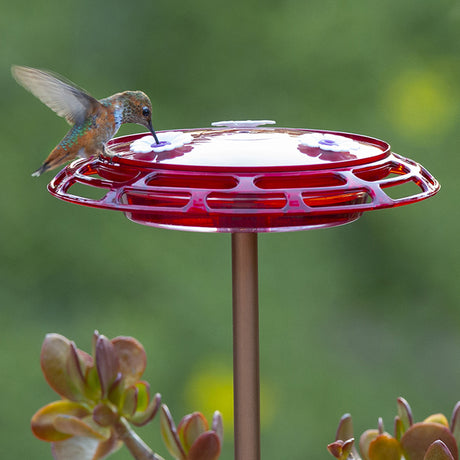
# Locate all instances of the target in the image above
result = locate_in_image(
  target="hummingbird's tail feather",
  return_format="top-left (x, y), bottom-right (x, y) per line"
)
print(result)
top-left (31, 163), bottom-right (49, 177)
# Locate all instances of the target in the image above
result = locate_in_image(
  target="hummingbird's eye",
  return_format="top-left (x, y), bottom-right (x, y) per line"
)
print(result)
top-left (142, 107), bottom-right (151, 118)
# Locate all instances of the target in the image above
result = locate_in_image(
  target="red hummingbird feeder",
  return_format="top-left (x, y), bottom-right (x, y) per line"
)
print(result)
top-left (48, 121), bottom-right (440, 460)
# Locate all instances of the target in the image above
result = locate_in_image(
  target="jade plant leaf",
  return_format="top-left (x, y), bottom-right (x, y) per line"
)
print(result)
top-left (397, 397), bottom-right (414, 433)
top-left (400, 422), bottom-right (458, 460)
top-left (53, 414), bottom-right (110, 440)
top-left (111, 336), bottom-right (146, 386)
top-left (178, 412), bottom-right (209, 452)
top-left (41, 334), bottom-right (83, 401)
top-left (51, 434), bottom-right (121, 460)
top-left (161, 405), bottom-right (186, 460)
top-left (368, 433), bottom-right (401, 460)
top-left (451, 403), bottom-right (460, 447)
top-left (424, 441), bottom-right (455, 460)
top-left (130, 392), bottom-right (161, 427)
top-left (187, 432), bottom-right (221, 460)
top-left (31, 400), bottom-right (90, 442)
top-left (95, 334), bottom-right (119, 399)
top-left (51, 436), bottom-right (101, 460)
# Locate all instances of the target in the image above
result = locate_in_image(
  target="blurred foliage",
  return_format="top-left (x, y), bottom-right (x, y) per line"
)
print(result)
top-left (1, 0), bottom-right (459, 459)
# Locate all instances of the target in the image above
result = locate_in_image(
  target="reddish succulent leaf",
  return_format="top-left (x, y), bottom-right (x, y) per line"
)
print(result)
top-left (95, 335), bottom-right (119, 399)
top-left (111, 336), bottom-right (146, 386)
top-left (92, 403), bottom-right (118, 427)
top-left (401, 422), bottom-right (458, 460)
top-left (328, 441), bottom-right (345, 459)
top-left (66, 342), bottom-right (89, 398)
top-left (187, 432), bottom-right (221, 460)
top-left (368, 433), bottom-right (401, 460)
top-left (424, 441), bottom-right (455, 460)
top-left (41, 334), bottom-right (81, 401)
top-left (31, 400), bottom-right (90, 442)
top-left (336, 414), bottom-right (354, 442)
top-left (54, 415), bottom-right (109, 440)
top-left (161, 405), bottom-right (186, 460)
top-left (178, 412), bottom-right (208, 452)
top-left (327, 439), bottom-right (354, 460)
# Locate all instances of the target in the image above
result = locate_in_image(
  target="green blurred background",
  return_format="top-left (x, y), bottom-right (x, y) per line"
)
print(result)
top-left (1, 0), bottom-right (459, 459)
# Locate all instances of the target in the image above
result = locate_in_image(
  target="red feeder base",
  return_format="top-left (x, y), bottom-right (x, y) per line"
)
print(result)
top-left (48, 127), bottom-right (439, 232)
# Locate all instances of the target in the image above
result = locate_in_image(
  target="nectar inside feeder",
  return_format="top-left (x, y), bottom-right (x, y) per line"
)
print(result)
top-left (48, 120), bottom-right (440, 460)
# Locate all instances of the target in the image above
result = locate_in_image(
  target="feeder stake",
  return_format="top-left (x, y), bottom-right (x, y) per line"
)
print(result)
top-left (231, 232), bottom-right (261, 460)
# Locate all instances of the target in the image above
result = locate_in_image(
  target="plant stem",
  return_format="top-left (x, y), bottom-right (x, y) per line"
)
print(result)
top-left (113, 417), bottom-right (164, 460)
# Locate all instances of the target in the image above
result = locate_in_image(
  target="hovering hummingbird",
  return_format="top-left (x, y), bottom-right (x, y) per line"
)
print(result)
top-left (11, 65), bottom-right (160, 176)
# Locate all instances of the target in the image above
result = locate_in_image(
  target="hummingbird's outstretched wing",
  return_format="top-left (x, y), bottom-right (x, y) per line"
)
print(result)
top-left (11, 65), bottom-right (100, 125)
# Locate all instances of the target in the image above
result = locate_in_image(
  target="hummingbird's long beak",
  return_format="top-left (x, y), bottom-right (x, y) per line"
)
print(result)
top-left (148, 121), bottom-right (160, 144)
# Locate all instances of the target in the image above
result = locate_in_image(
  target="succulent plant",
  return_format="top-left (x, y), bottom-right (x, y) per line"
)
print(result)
top-left (160, 404), bottom-right (223, 460)
top-left (328, 398), bottom-right (460, 460)
top-left (31, 331), bottom-right (162, 460)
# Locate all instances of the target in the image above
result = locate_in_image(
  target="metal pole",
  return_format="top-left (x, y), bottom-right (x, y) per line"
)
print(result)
top-left (231, 232), bottom-right (260, 460)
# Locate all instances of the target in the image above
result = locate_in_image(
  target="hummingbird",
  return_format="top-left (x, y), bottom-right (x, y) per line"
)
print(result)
top-left (11, 65), bottom-right (160, 176)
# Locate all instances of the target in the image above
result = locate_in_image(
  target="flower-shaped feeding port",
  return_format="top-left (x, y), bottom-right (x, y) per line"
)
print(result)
top-left (48, 123), bottom-right (439, 233)
top-left (298, 132), bottom-right (363, 153)
top-left (130, 131), bottom-right (194, 153)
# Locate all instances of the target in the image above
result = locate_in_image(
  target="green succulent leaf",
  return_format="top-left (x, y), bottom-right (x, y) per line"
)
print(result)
top-left (161, 405), bottom-right (186, 460)
top-left (130, 393), bottom-right (161, 427)
top-left (397, 397), bottom-right (414, 433)
top-left (31, 400), bottom-right (90, 442)
top-left (395, 416), bottom-right (404, 442)
top-left (121, 385), bottom-right (138, 418)
top-left (134, 381), bottom-right (150, 413)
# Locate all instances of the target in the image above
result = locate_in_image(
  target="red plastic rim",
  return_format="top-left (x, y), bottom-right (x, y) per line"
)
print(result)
top-left (47, 127), bottom-right (440, 232)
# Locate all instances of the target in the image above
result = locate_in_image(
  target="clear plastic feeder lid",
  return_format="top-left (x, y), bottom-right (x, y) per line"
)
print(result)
top-left (109, 120), bottom-right (389, 171)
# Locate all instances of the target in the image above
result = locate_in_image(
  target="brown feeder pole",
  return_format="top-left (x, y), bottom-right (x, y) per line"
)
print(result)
top-left (232, 232), bottom-right (260, 460)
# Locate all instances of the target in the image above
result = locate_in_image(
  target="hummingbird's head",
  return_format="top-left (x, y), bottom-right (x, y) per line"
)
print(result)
top-left (120, 91), bottom-right (160, 144)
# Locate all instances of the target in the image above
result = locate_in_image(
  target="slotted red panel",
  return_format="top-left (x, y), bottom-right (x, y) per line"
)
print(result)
top-left (48, 127), bottom-right (439, 232)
